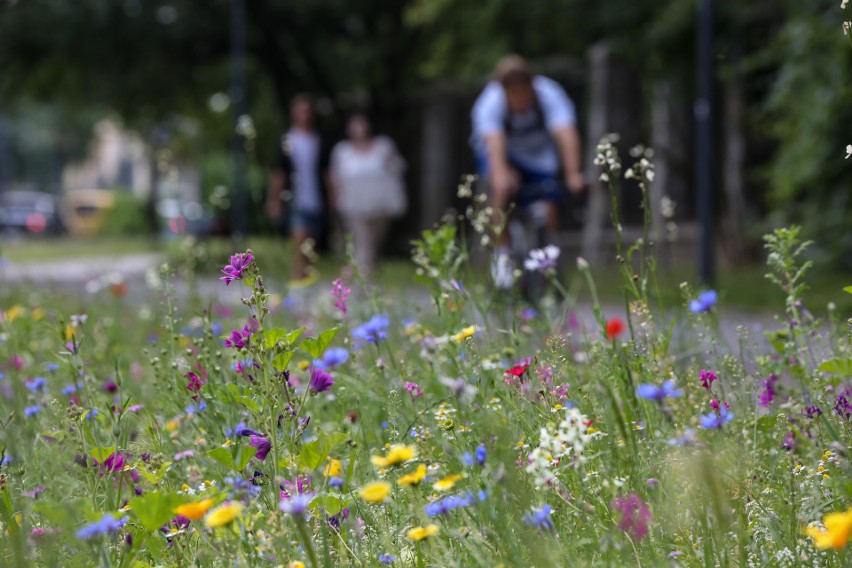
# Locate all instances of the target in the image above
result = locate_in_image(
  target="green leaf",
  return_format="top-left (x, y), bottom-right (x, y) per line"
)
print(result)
top-left (843, 286), bottom-right (852, 295)
top-left (272, 351), bottom-right (295, 373)
top-left (298, 433), bottom-right (348, 471)
top-left (138, 461), bottom-right (172, 485)
top-left (208, 444), bottom-right (257, 472)
top-left (309, 494), bottom-right (352, 516)
top-left (235, 395), bottom-right (260, 414)
top-left (263, 327), bottom-right (306, 350)
top-left (818, 358), bottom-right (852, 376)
top-left (88, 446), bottom-right (116, 463)
top-left (129, 492), bottom-right (185, 532)
top-left (301, 327), bottom-right (340, 359)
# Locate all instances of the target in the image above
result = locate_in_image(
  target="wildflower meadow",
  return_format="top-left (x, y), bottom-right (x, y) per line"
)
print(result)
top-left (2, 141), bottom-right (852, 568)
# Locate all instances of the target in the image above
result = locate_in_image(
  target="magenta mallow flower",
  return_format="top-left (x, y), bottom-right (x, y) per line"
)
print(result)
top-left (95, 452), bottom-right (126, 475)
top-left (759, 374), bottom-right (779, 407)
top-left (185, 370), bottom-right (207, 395)
top-left (612, 494), bottom-right (652, 540)
top-left (308, 368), bottom-right (334, 394)
top-left (225, 325), bottom-right (253, 349)
top-left (220, 251), bottom-right (253, 286)
top-left (699, 369), bottom-right (717, 391)
top-left (240, 429), bottom-right (271, 461)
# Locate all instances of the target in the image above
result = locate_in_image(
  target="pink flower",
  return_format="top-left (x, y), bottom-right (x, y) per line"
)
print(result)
top-left (612, 494), bottom-right (652, 540)
top-left (331, 279), bottom-right (351, 315)
top-left (404, 381), bottom-right (424, 400)
top-left (220, 252), bottom-right (253, 286)
top-left (699, 369), bottom-right (717, 391)
top-left (225, 325), bottom-right (253, 349)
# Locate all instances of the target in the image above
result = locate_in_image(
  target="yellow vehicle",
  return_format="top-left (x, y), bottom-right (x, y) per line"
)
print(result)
top-left (61, 189), bottom-right (116, 237)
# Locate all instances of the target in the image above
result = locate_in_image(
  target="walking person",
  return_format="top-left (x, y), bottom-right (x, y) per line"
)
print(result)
top-left (328, 113), bottom-right (407, 277)
top-left (266, 94), bottom-right (331, 282)
top-left (470, 55), bottom-right (585, 288)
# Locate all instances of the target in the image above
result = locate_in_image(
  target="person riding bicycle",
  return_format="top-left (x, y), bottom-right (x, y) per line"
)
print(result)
top-left (471, 55), bottom-right (585, 289)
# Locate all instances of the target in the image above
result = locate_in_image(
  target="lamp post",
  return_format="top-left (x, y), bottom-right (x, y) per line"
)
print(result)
top-left (695, 0), bottom-right (715, 285)
top-left (231, 0), bottom-right (248, 238)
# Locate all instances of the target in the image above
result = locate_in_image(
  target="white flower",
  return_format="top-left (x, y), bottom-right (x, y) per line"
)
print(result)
top-left (843, 0), bottom-right (849, 9)
top-left (524, 245), bottom-right (560, 273)
top-left (846, 144), bottom-right (852, 159)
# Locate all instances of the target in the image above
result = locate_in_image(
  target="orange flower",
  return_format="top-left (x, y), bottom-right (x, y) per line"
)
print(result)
top-left (174, 498), bottom-right (214, 521)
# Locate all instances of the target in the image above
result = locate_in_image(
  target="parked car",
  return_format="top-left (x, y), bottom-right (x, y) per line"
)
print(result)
top-left (0, 190), bottom-right (63, 235)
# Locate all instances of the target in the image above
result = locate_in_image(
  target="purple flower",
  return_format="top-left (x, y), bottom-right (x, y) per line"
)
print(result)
top-left (404, 381), bottom-right (424, 400)
top-left (699, 370), bottom-right (717, 391)
top-left (220, 252), bottom-right (253, 286)
top-left (308, 368), bottom-right (335, 394)
top-left (700, 406), bottom-right (733, 429)
top-left (240, 429), bottom-right (272, 461)
top-left (352, 314), bottom-right (389, 344)
top-left (25, 377), bottom-right (47, 392)
top-left (782, 431), bottom-right (797, 450)
top-left (523, 504), bottom-right (554, 531)
top-left (96, 452), bottom-right (126, 473)
top-left (689, 290), bottom-right (717, 313)
top-left (636, 380), bottom-right (683, 402)
top-left (806, 405), bottom-right (822, 419)
top-left (24, 405), bottom-right (41, 416)
top-left (76, 514), bottom-right (127, 539)
top-left (185, 370), bottom-right (207, 394)
top-left (225, 325), bottom-right (253, 350)
top-left (835, 388), bottom-right (852, 420)
top-left (759, 374), bottom-right (779, 407)
top-left (474, 444), bottom-right (487, 465)
top-left (612, 494), bottom-right (651, 540)
top-left (331, 279), bottom-right (351, 314)
top-left (279, 491), bottom-right (314, 517)
top-left (24, 485), bottom-right (46, 499)
top-left (424, 494), bottom-right (475, 517)
top-left (379, 553), bottom-right (396, 564)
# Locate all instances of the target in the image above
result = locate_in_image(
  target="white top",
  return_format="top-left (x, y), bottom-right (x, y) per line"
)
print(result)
top-left (330, 136), bottom-right (407, 218)
top-left (471, 75), bottom-right (576, 174)
top-left (287, 129), bottom-right (323, 214)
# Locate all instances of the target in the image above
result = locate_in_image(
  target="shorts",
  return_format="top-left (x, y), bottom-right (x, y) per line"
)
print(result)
top-left (290, 209), bottom-right (324, 237)
top-left (475, 152), bottom-right (564, 209)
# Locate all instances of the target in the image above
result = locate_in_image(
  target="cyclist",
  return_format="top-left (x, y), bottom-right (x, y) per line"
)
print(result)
top-left (471, 55), bottom-right (585, 288)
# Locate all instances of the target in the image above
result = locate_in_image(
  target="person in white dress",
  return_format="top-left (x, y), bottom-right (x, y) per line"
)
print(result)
top-left (329, 114), bottom-right (407, 276)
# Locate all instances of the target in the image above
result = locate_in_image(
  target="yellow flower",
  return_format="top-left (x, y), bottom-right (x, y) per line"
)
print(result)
top-left (31, 308), bottom-right (44, 321)
top-left (204, 501), bottom-right (244, 528)
top-left (6, 305), bottom-right (24, 322)
top-left (175, 498), bottom-right (214, 521)
top-left (407, 524), bottom-right (439, 541)
top-left (288, 562), bottom-right (306, 568)
top-left (297, 360), bottom-right (310, 371)
top-left (323, 458), bottom-right (342, 477)
top-left (452, 325), bottom-right (477, 343)
top-left (371, 444), bottom-right (416, 468)
top-left (433, 473), bottom-right (464, 492)
top-left (398, 464), bottom-right (427, 487)
top-left (359, 481), bottom-right (392, 503)
top-left (805, 509), bottom-right (852, 550)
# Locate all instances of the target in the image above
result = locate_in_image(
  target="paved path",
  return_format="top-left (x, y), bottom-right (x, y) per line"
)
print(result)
top-left (2, 253), bottom-right (166, 284)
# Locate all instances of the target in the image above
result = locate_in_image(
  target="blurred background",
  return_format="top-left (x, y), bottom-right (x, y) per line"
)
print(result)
top-left (0, 0), bottom-right (850, 286)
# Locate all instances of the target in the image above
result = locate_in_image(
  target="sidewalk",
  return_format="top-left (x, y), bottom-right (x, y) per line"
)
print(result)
top-left (1, 253), bottom-right (166, 284)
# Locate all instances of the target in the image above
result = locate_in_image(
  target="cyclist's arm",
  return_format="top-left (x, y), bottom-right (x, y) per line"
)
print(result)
top-left (552, 125), bottom-right (584, 193)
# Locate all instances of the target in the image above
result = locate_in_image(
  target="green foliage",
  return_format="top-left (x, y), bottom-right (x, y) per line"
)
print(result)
top-left (100, 191), bottom-right (148, 236)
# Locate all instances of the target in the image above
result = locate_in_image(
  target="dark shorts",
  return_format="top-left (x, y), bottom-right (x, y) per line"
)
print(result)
top-left (475, 153), bottom-right (564, 209)
top-left (290, 209), bottom-right (324, 237)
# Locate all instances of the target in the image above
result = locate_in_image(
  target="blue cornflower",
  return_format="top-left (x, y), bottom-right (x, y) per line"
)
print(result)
top-left (279, 492), bottom-right (314, 518)
top-left (524, 504), bottom-right (554, 531)
top-left (75, 514), bottom-right (127, 539)
top-left (85, 409), bottom-right (98, 420)
top-left (0, 372), bottom-right (4, 380)
top-left (424, 494), bottom-right (475, 517)
top-left (185, 401), bottom-right (207, 414)
top-left (226, 421), bottom-right (247, 438)
top-left (24, 405), bottom-right (41, 417)
top-left (25, 377), bottom-right (47, 392)
top-left (329, 477), bottom-right (344, 488)
top-left (636, 380), bottom-right (683, 402)
top-left (379, 553), bottom-right (396, 565)
top-left (474, 444), bottom-right (487, 465)
top-left (689, 290), bottom-right (718, 313)
top-left (700, 407), bottom-right (733, 429)
top-left (1, 456), bottom-right (13, 466)
top-left (462, 452), bottom-right (474, 466)
top-left (352, 314), bottom-right (389, 344)
top-left (61, 382), bottom-right (82, 396)
top-left (313, 347), bottom-right (349, 370)
top-left (44, 363), bottom-right (60, 372)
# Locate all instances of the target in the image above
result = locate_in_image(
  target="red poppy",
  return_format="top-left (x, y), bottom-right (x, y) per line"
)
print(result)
top-left (505, 364), bottom-right (529, 377)
top-left (605, 317), bottom-right (626, 340)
